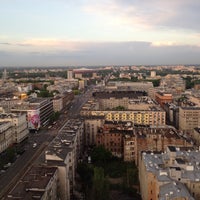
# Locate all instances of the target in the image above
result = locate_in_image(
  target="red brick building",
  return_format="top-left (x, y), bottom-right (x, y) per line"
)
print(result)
top-left (155, 92), bottom-right (172, 108)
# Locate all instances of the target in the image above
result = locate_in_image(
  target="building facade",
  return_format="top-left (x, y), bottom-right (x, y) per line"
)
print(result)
top-left (45, 119), bottom-right (84, 200)
top-left (0, 113), bottom-right (28, 153)
top-left (11, 98), bottom-right (54, 130)
top-left (139, 146), bottom-right (200, 200)
top-left (0, 121), bottom-right (12, 153)
top-left (179, 107), bottom-right (200, 133)
top-left (155, 92), bottom-right (173, 108)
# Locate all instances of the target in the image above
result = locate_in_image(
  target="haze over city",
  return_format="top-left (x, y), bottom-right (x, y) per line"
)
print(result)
top-left (1, 0), bottom-right (200, 66)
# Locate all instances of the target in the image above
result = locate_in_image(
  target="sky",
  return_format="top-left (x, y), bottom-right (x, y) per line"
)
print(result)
top-left (0, 0), bottom-right (200, 67)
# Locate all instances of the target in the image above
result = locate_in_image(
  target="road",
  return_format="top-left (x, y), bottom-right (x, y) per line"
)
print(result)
top-left (0, 129), bottom-right (56, 199)
top-left (0, 86), bottom-right (94, 198)
top-left (68, 87), bottom-right (93, 118)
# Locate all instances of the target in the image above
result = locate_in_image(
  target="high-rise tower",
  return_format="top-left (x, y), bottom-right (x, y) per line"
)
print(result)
top-left (67, 69), bottom-right (73, 80)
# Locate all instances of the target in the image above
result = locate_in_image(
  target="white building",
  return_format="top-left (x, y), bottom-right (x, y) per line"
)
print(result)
top-left (0, 121), bottom-right (12, 153)
top-left (45, 119), bottom-right (84, 200)
top-left (67, 70), bottom-right (73, 80)
top-left (0, 113), bottom-right (28, 145)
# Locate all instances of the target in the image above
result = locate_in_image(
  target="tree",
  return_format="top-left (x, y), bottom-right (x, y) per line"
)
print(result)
top-left (91, 167), bottom-right (109, 200)
top-left (77, 163), bottom-right (93, 187)
top-left (125, 168), bottom-right (138, 187)
top-left (49, 112), bottom-right (60, 123)
top-left (73, 89), bottom-right (81, 95)
top-left (115, 106), bottom-right (125, 111)
top-left (91, 146), bottom-right (113, 166)
top-left (183, 76), bottom-right (194, 89)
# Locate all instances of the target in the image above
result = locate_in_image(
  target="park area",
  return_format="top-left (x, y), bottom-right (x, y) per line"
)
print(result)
top-left (76, 146), bottom-right (141, 200)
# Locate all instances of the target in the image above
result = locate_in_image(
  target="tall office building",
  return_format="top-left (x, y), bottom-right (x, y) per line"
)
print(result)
top-left (67, 69), bottom-right (73, 80)
top-left (150, 71), bottom-right (156, 78)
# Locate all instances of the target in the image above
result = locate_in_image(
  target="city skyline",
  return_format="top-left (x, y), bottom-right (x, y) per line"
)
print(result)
top-left (1, 0), bottom-right (200, 67)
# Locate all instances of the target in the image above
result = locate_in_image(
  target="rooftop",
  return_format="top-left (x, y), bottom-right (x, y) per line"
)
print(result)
top-left (45, 119), bottom-right (83, 162)
top-left (93, 91), bottom-right (147, 99)
top-left (159, 181), bottom-right (195, 200)
top-left (6, 166), bottom-right (57, 200)
top-left (0, 113), bottom-right (23, 119)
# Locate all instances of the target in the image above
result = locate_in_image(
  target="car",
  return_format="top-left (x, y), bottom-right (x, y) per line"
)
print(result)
top-left (0, 170), bottom-right (6, 174)
top-left (3, 163), bottom-right (11, 169)
top-left (33, 143), bottom-right (37, 148)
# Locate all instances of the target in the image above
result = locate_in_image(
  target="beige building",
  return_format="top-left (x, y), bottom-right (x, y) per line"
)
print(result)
top-left (160, 74), bottom-right (186, 93)
top-left (192, 128), bottom-right (200, 146)
top-left (47, 78), bottom-right (78, 94)
top-left (81, 109), bottom-right (166, 127)
top-left (93, 91), bottom-right (147, 110)
top-left (124, 134), bottom-right (135, 162)
top-left (74, 73), bottom-right (82, 79)
top-left (105, 81), bottom-right (154, 95)
top-left (53, 96), bottom-right (63, 112)
top-left (135, 126), bottom-right (192, 165)
top-left (0, 99), bottom-right (22, 113)
top-left (84, 116), bottom-right (104, 146)
top-left (67, 69), bottom-right (73, 80)
top-left (81, 92), bottom-right (166, 127)
top-left (179, 107), bottom-right (200, 133)
top-left (0, 113), bottom-right (28, 144)
top-left (139, 146), bottom-right (200, 200)
top-left (0, 121), bottom-right (12, 153)
top-left (78, 80), bottom-right (86, 90)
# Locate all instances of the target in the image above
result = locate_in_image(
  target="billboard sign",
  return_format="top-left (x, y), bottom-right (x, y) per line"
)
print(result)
top-left (27, 110), bottom-right (40, 130)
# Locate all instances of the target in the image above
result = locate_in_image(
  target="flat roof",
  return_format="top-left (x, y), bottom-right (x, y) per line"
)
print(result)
top-left (6, 166), bottom-right (57, 200)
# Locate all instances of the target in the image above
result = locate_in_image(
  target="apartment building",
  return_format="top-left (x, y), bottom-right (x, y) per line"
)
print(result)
top-left (93, 91), bottom-right (147, 110)
top-left (179, 107), bottom-right (200, 133)
top-left (105, 81), bottom-right (154, 95)
top-left (95, 121), bottom-right (191, 164)
top-left (0, 98), bottom-right (22, 112)
top-left (6, 166), bottom-right (58, 200)
top-left (45, 119), bottom-right (84, 200)
top-left (82, 90), bottom-right (166, 127)
top-left (163, 103), bottom-right (179, 129)
top-left (62, 90), bottom-right (74, 108)
top-left (96, 121), bottom-right (136, 160)
top-left (67, 70), bottom-right (73, 80)
top-left (81, 108), bottom-right (166, 127)
top-left (155, 92), bottom-right (173, 108)
top-left (53, 96), bottom-right (63, 112)
top-left (124, 134), bottom-right (136, 162)
top-left (47, 78), bottom-right (78, 94)
top-left (0, 121), bottom-right (12, 153)
top-left (11, 98), bottom-right (53, 130)
top-left (192, 127), bottom-right (200, 146)
top-left (84, 116), bottom-right (104, 146)
top-left (160, 74), bottom-right (186, 93)
top-left (135, 126), bottom-right (192, 165)
top-left (96, 128), bottom-right (125, 157)
top-left (139, 146), bottom-right (200, 200)
top-left (0, 113), bottom-right (28, 153)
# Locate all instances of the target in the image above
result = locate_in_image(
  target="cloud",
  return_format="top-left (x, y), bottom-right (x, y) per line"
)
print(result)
top-left (0, 42), bottom-right (12, 45)
top-left (83, 0), bottom-right (200, 31)
top-left (0, 38), bottom-right (87, 52)
top-left (151, 41), bottom-right (178, 47)
top-left (1, 40), bottom-right (200, 66)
